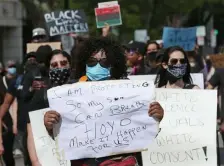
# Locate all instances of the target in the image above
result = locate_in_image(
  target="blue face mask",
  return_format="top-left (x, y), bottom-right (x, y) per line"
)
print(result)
top-left (8, 67), bottom-right (17, 75)
top-left (86, 63), bottom-right (110, 81)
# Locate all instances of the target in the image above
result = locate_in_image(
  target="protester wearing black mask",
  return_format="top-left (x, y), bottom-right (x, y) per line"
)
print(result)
top-left (155, 46), bottom-right (200, 89)
top-left (146, 41), bottom-right (160, 54)
top-left (23, 52), bottom-right (37, 72)
top-left (26, 49), bottom-right (71, 166)
top-left (145, 51), bottom-right (160, 74)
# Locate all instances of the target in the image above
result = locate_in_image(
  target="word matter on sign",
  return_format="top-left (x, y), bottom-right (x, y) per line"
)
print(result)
top-left (47, 80), bottom-right (159, 160)
top-left (44, 10), bottom-right (89, 36)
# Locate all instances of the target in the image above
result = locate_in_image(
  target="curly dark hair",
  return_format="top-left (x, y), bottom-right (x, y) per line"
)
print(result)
top-left (155, 46), bottom-right (192, 87)
top-left (73, 37), bottom-right (127, 79)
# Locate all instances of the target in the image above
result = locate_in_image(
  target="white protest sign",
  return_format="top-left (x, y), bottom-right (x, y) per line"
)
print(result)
top-left (196, 26), bottom-right (206, 37)
top-left (156, 40), bottom-right (163, 45)
top-left (134, 29), bottom-right (148, 43)
top-left (197, 36), bottom-right (205, 46)
top-left (29, 108), bottom-right (71, 166)
top-left (47, 80), bottom-right (159, 160)
top-left (128, 73), bottom-right (204, 89)
top-left (142, 89), bottom-right (217, 166)
top-left (98, 1), bottom-right (118, 8)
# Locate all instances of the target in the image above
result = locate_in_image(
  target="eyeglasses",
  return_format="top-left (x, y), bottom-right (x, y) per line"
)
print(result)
top-left (86, 57), bottom-right (109, 68)
top-left (169, 58), bottom-right (187, 65)
top-left (50, 60), bottom-right (69, 68)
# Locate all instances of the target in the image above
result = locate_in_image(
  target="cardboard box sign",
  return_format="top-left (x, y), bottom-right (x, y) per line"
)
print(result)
top-left (210, 54), bottom-right (224, 68)
top-left (162, 27), bottom-right (197, 51)
top-left (95, 5), bottom-right (122, 28)
top-left (27, 42), bottom-right (61, 53)
top-left (44, 10), bottom-right (88, 36)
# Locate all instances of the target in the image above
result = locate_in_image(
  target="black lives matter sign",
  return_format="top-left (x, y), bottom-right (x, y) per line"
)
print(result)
top-left (44, 10), bottom-right (88, 36)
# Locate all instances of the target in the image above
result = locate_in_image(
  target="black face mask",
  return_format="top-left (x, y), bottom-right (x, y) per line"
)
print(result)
top-left (24, 61), bottom-right (38, 72)
top-left (146, 51), bottom-right (157, 62)
top-left (166, 64), bottom-right (187, 84)
top-left (145, 51), bottom-right (158, 66)
top-left (49, 68), bottom-right (71, 85)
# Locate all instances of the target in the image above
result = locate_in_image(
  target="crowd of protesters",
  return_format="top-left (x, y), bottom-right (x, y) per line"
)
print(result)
top-left (0, 24), bottom-right (222, 166)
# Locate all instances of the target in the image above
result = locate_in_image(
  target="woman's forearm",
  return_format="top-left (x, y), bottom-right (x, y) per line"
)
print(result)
top-left (11, 99), bottom-right (18, 131)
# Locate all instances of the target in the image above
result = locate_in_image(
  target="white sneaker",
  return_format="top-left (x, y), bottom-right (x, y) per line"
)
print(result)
top-left (13, 149), bottom-right (23, 158)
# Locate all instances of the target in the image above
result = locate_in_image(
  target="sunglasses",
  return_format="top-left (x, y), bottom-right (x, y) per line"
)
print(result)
top-left (50, 60), bottom-right (69, 68)
top-left (125, 50), bottom-right (139, 56)
top-left (169, 58), bottom-right (187, 65)
top-left (86, 57), bottom-right (109, 68)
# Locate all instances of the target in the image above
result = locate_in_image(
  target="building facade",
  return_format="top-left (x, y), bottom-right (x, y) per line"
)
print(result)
top-left (0, 0), bottom-right (23, 65)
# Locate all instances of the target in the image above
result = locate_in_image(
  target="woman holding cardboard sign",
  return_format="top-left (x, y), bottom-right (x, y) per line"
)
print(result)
top-left (43, 37), bottom-right (164, 166)
top-left (26, 49), bottom-right (72, 166)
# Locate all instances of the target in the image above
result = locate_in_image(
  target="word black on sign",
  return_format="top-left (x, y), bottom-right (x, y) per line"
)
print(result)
top-left (44, 10), bottom-right (89, 36)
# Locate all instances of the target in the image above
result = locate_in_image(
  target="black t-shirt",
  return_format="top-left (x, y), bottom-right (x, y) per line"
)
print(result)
top-left (0, 76), bottom-right (14, 132)
top-left (209, 68), bottom-right (224, 119)
top-left (7, 66), bottom-right (43, 131)
top-left (7, 76), bottom-right (27, 131)
top-left (26, 86), bottom-right (50, 124)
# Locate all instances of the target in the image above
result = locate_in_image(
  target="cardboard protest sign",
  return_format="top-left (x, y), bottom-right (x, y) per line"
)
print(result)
top-left (98, 1), bottom-right (118, 8)
top-left (47, 80), bottom-right (159, 160)
top-left (29, 108), bottom-right (71, 166)
top-left (95, 5), bottom-right (122, 28)
top-left (128, 73), bottom-right (204, 89)
top-left (162, 27), bottom-right (197, 51)
top-left (210, 54), bottom-right (224, 68)
top-left (142, 89), bottom-right (217, 166)
top-left (44, 10), bottom-right (88, 36)
top-left (27, 42), bottom-right (61, 53)
top-left (196, 26), bottom-right (206, 37)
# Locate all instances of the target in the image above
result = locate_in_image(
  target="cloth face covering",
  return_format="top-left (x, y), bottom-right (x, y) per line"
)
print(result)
top-left (86, 63), bottom-right (110, 81)
top-left (167, 64), bottom-right (187, 78)
top-left (49, 67), bottom-right (70, 85)
top-left (7, 67), bottom-right (17, 75)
